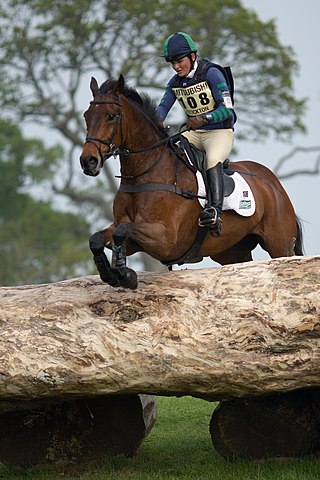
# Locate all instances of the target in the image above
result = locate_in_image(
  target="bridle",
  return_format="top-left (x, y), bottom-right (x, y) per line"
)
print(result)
top-left (85, 97), bottom-right (123, 163)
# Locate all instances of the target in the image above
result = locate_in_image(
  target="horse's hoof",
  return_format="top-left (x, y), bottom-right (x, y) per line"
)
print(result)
top-left (98, 270), bottom-right (120, 287)
top-left (118, 268), bottom-right (138, 290)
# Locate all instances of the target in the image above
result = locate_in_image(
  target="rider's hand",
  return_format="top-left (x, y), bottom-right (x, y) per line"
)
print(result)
top-left (187, 115), bottom-right (206, 130)
top-left (157, 116), bottom-right (164, 128)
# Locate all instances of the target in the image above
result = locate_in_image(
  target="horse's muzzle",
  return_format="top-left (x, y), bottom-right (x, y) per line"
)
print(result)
top-left (80, 155), bottom-right (100, 176)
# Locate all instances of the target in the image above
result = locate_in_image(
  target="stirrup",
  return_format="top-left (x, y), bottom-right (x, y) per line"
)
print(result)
top-left (198, 207), bottom-right (219, 227)
top-left (199, 207), bottom-right (222, 236)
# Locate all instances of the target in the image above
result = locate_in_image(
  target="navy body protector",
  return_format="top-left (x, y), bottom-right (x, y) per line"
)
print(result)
top-left (173, 59), bottom-right (237, 126)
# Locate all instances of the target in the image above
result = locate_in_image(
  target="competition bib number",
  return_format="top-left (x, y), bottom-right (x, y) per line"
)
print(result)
top-left (172, 81), bottom-right (215, 117)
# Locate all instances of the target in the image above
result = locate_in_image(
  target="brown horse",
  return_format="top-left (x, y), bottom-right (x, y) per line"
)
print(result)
top-left (80, 75), bottom-right (303, 289)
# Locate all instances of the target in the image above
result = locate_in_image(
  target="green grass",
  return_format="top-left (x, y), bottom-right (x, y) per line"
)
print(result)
top-left (0, 396), bottom-right (319, 480)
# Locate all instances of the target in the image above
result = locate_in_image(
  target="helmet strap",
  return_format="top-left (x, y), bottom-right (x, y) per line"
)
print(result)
top-left (188, 53), bottom-right (197, 74)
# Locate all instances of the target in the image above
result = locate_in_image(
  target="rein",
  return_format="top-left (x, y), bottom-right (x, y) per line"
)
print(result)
top-left (85, 95), bottom-right (190, 181)
top-left (85, 96), bottom-right (188, 157)
top-left (123, 126), bottom-right (189, 155)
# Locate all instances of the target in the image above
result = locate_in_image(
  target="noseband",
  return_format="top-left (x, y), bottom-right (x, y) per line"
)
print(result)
top-left (85, 97), bottom-right (123, 163)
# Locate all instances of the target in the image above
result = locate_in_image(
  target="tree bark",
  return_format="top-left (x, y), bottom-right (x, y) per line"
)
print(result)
top-left (0, 255), bottom-right (319, 408)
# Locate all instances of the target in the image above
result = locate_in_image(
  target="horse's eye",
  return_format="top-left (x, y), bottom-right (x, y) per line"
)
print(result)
top-left (108, 113), bottom-right (115, 121)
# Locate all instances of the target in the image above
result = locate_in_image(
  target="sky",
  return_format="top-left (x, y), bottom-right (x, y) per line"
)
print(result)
top-left (180, 0), bottom-right (320, 269)
top-left (238, 0), bottom-right (320, 258)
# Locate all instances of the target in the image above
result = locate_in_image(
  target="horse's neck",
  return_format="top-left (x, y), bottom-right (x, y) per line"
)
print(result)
top-left (120, 101), bottom-right (172, 180)
top-left (121, 99), bottom-right (196, 187)
top-left (124, 101), bottom-right (163, 152)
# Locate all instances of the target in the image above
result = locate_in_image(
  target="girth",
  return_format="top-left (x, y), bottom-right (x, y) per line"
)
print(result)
top-left (160, 227), bottom-right (208, 268)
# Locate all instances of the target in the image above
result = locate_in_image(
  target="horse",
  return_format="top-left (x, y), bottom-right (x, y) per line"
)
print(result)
top-left (79, 74), bottom-right (303, 290)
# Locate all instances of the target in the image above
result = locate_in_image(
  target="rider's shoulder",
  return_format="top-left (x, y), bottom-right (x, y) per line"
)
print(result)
top-left (200, 60), bottom-right (225, 78)
top-left (168, 73), bottom-right (180, 86)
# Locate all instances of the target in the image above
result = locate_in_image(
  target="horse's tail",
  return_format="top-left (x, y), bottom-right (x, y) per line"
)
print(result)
top-left (294, 215), bottom-right (304, 256)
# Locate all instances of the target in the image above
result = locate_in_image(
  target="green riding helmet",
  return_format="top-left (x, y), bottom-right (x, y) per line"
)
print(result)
top-left (163, 32), bottom-right (197, 62)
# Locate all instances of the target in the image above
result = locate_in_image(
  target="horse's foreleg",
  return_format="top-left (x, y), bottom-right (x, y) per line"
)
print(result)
top-left (111, 223), bottom-right (138, 290)
top-left (93, 220), bottom-right (175, 290)
top-left (89, 229), bottom-right (121, 287)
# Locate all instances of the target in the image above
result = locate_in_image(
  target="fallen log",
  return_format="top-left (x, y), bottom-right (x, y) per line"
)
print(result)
top-left (0, 255), bottom-right (319, 406)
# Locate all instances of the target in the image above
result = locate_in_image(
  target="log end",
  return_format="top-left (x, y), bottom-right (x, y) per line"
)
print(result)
top-left (0, 394), bottom-right (157, 467)
top-left (210, 389), bottom-right (320, 460)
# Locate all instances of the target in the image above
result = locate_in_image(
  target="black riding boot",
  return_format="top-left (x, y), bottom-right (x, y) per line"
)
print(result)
top-left (198, 163), bottom-right (224, 236)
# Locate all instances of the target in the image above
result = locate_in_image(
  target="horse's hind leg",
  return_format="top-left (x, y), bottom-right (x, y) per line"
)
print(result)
top-left (259, 212), bottom-right (299, 258)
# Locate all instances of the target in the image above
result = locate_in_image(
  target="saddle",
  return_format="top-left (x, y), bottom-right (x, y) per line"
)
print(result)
top-left (170, 135), bottom-right (235, 197)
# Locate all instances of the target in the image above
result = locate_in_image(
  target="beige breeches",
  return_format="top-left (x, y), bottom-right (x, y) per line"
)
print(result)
top-left (182, 128), bottom-right (234, 169)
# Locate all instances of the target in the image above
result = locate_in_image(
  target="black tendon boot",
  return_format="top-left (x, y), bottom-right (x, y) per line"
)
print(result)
top-left (198, 163), bottom-right (224, 236)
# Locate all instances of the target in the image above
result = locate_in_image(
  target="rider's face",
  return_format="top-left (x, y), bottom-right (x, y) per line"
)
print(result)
top-left (170, 54), bottom-right (195, 77)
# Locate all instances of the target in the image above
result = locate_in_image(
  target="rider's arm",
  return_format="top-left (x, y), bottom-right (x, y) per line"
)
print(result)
top-left (156, 77), bottom-right (177, 121)
top-left (203, 67), bottom-right (234, 124)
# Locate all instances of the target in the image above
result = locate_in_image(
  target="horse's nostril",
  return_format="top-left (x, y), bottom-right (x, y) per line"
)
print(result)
top-left (87, 157), bottom-right (98, 168)
top-left (82, 156), bottom-right (99, 171)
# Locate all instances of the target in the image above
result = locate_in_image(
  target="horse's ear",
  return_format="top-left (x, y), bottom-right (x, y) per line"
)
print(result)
top-left (90, 77), bottom-right (99, 98)
top-left (114, 74), bottom-right (125, 95)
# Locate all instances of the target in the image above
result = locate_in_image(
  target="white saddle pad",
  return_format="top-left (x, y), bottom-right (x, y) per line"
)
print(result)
top-left (197, 171), bottom-right (256, 217)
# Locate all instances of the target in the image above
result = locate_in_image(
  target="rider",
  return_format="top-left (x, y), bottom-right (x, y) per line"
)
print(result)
top-left (156, 32), bottom-right (236, 236)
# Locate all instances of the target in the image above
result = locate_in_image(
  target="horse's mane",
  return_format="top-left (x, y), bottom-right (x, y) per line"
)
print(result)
top-left (99, 78), bottom-right (168, 136)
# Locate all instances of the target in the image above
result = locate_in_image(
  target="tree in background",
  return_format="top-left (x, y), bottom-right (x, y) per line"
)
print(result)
top-left (0, 0), bottom-right (305, 139)
top-left (0, 119), bottom-right (91, 285)
top-left (0, 0), bottom-right (317, 273)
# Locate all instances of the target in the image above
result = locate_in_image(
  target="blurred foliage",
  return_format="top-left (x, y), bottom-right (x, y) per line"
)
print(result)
top-left (0, 0), bottom-right (305, 141)
top-left (0, 119), bottom-right (91, 285)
